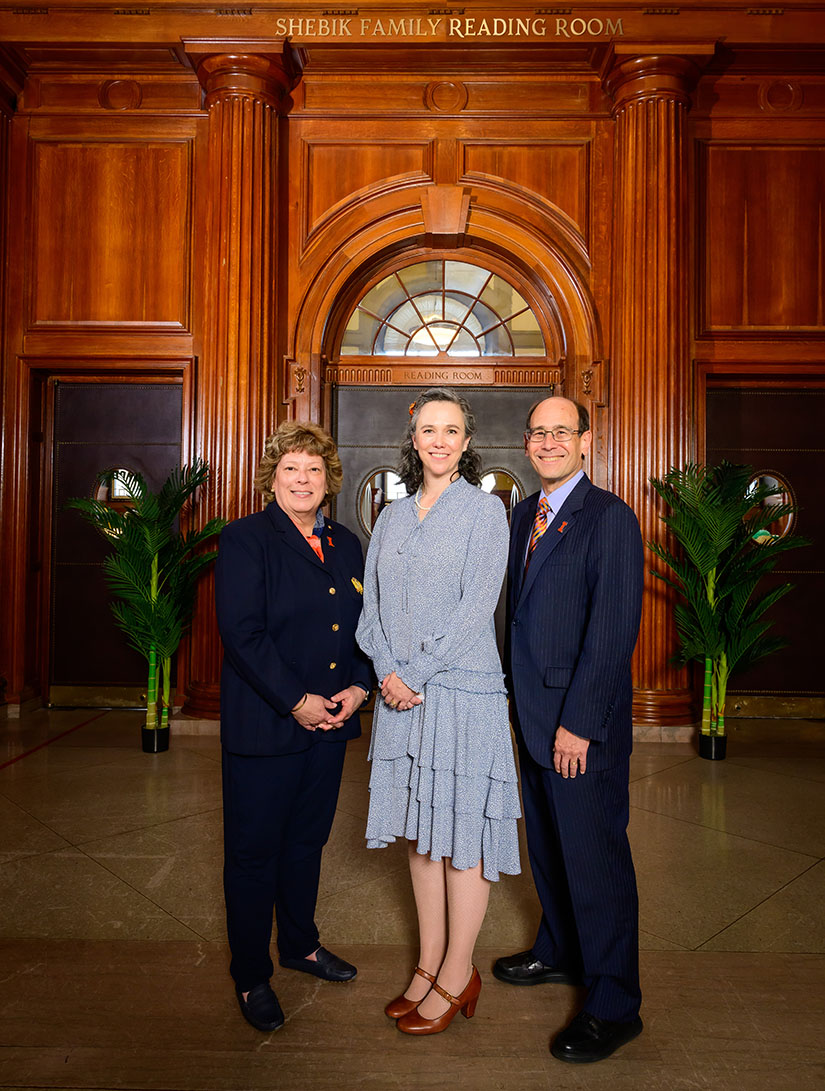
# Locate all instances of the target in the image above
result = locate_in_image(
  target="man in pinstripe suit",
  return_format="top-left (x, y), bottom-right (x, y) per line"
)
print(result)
top-left (494, 396), bottom-right (645, 1064)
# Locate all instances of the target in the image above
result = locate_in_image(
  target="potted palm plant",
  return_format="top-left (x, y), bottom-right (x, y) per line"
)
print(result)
top-left (648, 461), bottom-right (807, 760)
top-left (67, 459), bottom-right (225, 752)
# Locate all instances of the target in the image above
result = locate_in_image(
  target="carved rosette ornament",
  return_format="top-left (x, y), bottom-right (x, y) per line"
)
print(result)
top-left (98, 79), bottom-right (143, 111)
top-left (424, 81), bottom-right (469, 113)
top-left (182, 47), bottom-right (301, 718)
top-left (602, 47), bottom-right (713, 728)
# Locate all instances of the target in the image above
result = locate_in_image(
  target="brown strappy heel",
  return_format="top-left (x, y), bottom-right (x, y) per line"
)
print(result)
top-left (384, 965), bottom-right (437, 1019)
top-left (396, 966), bottom-right (481, 1035)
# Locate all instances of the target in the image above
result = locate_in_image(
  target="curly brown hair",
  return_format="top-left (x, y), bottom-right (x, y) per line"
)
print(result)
top-left (254, 421), bottom-right (343, 506)
top-left (397, 388), bottom-right (482, 494)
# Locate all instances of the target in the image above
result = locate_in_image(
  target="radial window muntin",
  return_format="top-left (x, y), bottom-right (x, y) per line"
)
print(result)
top-left (341, 260), bottom-right (546, 358)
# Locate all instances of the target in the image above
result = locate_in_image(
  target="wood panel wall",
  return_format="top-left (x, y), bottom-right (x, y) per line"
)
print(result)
top-left (0, 27), bottom-right (824, 725)
top-left (0, 60), bottom-right (205, 707)
top-left (31, 137), bottom-right (192, 327)
top-left (0, 57), bottom-right (17, 709)
top-left (693, 69), bottom-right (825, 357)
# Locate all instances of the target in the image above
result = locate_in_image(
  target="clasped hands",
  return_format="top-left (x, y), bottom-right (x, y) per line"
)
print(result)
top-left (381, 671), bottom-right (423, 712)
top-left (291, 685), bottom-right (367, 732)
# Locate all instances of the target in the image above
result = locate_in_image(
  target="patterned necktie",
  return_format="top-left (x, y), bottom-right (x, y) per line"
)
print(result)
top-left (525, 496), bottom-right (550, 571)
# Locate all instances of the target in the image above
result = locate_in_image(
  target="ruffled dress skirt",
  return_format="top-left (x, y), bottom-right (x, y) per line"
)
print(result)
top-left (365, 671), bottom-right (521, 882)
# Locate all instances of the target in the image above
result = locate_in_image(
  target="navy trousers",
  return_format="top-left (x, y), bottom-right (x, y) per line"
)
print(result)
top-left (519, 747), bottom-right (641, 1022)
top-left (222, 741), bottom-right (347, 992)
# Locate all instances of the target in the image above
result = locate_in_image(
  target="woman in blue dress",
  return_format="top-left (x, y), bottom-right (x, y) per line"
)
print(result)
top-left (356, 387), bottom-right (520, 1036)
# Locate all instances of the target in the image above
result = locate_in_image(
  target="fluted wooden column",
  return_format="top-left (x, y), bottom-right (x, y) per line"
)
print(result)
top-left (182, 48), bottom-right (299, 718)
top-left (0, 99), bottom-right (12, 709)
top-left (603, 50), bottom-right (710, 727)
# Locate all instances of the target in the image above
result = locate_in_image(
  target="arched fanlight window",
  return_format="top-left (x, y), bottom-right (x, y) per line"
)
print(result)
top-left (340, 260), bottom-right (546, 358)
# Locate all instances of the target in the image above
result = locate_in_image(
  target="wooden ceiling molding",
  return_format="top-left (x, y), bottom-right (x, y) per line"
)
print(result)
top-left (2, 2), bottom-right (825, 52)
top-left (4, 43), bottom-right (192, 73)
top-left (184, 38), bottom-right (303, 106)
top-left (601, 41), bottom-right (716, 110)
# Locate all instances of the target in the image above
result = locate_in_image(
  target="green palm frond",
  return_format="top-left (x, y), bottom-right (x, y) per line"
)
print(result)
top-left (725, 617), bottom-right (784, 675)
top-left (731, 632), bottom-right (788, 677)
top-left (67, 461), bottom-right (227, 732)
top-left (649, 460), bottom-right (810, 736)
top-left (97, 468), bottom-right (147, 505)
top-left (730, 581), bottom-right (794, 632)
top-left (102, 555), bottom-right (155, 604)
top-left (672, 598), bottom-right (723, 661)
top-left (157, 458), bottom-right (212, 523)
top-left (64, 498), bottom-right (131, 540)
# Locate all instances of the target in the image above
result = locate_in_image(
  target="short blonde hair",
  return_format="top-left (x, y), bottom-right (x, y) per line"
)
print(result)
top-left (254, 421), bottom-right (343, 505)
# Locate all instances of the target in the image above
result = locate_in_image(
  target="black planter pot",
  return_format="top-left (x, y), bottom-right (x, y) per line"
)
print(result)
top-left (141, 725), bottom-right (170, 753)
top-left (699, 733), bottom-right (727, 761)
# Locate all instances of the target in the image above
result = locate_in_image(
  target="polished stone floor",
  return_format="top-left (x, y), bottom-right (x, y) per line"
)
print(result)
top-left (0, 709), bottom-right (823, 1090)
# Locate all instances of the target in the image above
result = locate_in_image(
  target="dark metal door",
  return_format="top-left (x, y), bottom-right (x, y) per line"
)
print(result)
top-left (706, 388), bottom-right (824, 716)
top-left (50, 381), bottom-right (183, 706)
top-left (332, 384), bottom-right (547, 550)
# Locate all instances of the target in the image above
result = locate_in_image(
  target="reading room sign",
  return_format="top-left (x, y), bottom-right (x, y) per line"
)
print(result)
top-left (267, 12), bottom-right (627, 42)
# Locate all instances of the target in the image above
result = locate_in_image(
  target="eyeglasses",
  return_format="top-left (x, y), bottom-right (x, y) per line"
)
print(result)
top-left (524, 427), bottom-right (582, 444)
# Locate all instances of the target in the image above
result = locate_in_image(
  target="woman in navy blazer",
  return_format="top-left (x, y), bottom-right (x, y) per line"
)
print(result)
top-left (216, 421), bottom-right (373, 1033)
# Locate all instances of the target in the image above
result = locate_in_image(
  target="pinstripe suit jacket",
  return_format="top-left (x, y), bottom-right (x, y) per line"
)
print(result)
top-left (505, 474), bottom-right (644, 772)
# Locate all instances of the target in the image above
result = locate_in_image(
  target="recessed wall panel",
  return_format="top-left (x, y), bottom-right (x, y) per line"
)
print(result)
top-left (461, 140), bottom-right (589, 234)
top-left (304, 140), bottom-right (432, 237)
top-left (701, 143), bottom-right (825, 331)
top-left (31, 139), bottom-right (192, 327)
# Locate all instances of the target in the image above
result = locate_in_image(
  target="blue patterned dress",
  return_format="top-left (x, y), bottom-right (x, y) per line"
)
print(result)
top-left (356, 476), bottom-right (521, 881)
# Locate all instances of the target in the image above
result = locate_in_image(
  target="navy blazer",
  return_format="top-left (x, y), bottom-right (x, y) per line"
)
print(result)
top-left (505, 474), bottom-right (644, 772)
top-left (216, 500), bottom-right (373, 756)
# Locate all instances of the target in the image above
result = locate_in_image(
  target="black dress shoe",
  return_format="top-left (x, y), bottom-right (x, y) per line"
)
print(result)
top-left (235, 982), bottom-right (285, 1033)
top-left (279, 945), bottom-right (357, 982)
top-left (551, 1010), bottom-right (643, 1063)
top-left (493, 950), bottom-right (580, 986)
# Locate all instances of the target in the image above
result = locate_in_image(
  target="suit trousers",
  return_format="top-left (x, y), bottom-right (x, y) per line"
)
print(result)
top-left (520, 747), bottom-right (641, 1022)
top-left (222, 740), bottom-right (347, 991)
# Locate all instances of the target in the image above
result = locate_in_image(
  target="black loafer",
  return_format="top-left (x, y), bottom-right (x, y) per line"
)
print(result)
top-left (493, 950), bottom-right (580, 986)
top-left (235, 982), bottom-right (285, 1033)
top-left (279, 945), bottom-right (357, 982)
top-left (551, 1010), bottom-right (643, 1063)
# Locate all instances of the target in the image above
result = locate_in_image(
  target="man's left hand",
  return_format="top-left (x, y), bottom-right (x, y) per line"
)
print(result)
top-left (553, 725), bottom-right (589, 778)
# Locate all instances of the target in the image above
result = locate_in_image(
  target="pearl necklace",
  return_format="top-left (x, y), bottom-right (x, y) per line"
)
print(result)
top-left (414, 488), bottom-right (436, 511)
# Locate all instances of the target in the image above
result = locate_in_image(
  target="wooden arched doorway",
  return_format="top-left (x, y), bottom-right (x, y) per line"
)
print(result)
top-left (318, 249), bottom-right (560, 549)
top-left (286, 183), bottom-right (604, 406)
top-left (285, 181), bottom-right (607, 501)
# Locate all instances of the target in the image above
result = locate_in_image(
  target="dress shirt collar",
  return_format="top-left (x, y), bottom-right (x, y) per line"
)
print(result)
top-left (540, 468), bottom-right (584, 517)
